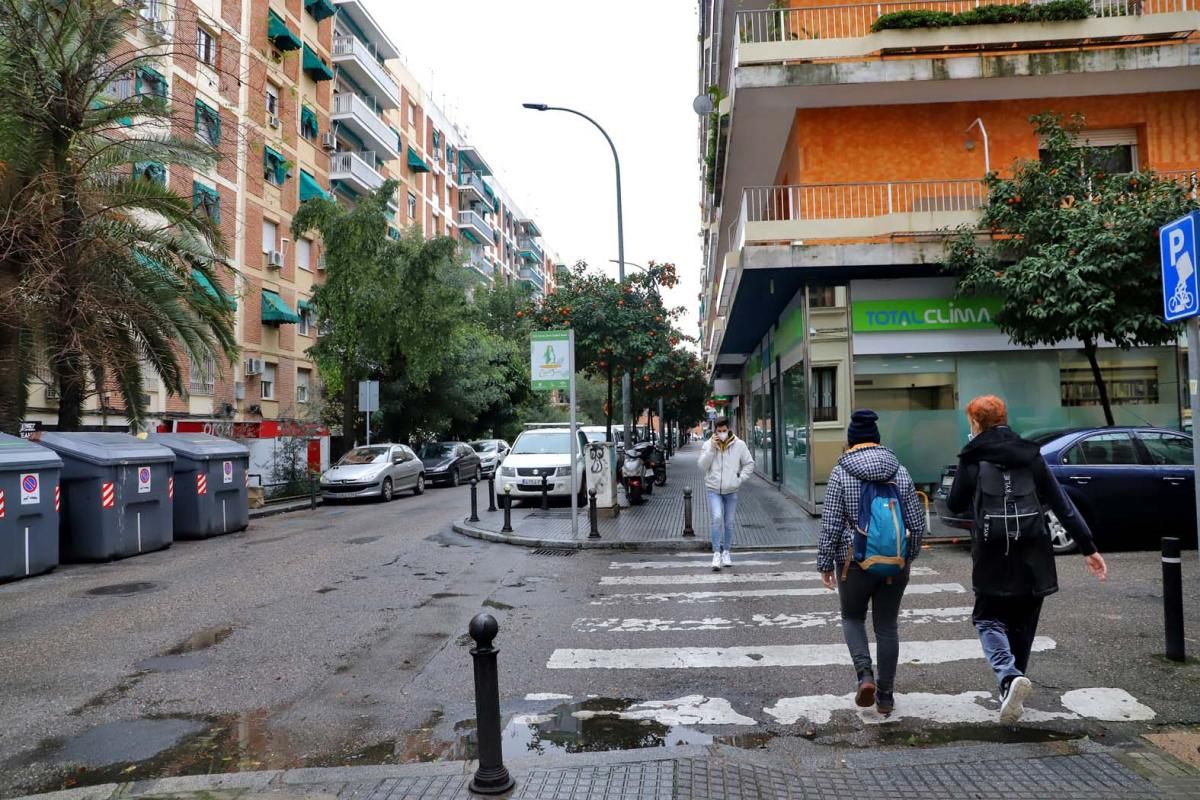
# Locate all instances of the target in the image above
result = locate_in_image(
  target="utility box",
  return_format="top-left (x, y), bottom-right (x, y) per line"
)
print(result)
top-left (35, 432), bottom-right (175, 562)
top-left (586, 442), bottom-right (619, 516)
top-left (149, 434), bottom-right (250, 538)
top-left (0, 433), bottom-right (63, 581)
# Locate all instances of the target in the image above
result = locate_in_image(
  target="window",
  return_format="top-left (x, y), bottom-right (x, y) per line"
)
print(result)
top-left (300, 105), bottom-right (319, 141)
top-left (261, 219), bottom-right (277, 254)
top-left (809, 286), bottom-right (837, 308)
top-left (297, 237), bottom-right (312, 271)
top-left (1062, 432), bottom-right (1138, 466)
top-left (1038, 129), bottom-right (1138, 175)
top-left (193, 182), bottom-right (220, 224)
top-left (196, 27), bottom-right (217, 68)
top-left (265, 84), bottom-right (279, 117)
top-left (812, 366), bottom-right (837, 423)
top-left (263, 146), bottom-right (288, 186)
top-left (298, 302), bottom-right (312, 336)
top-left (1060, 363), bottom-right (1159, 407)
top-left (408, 102), bottom-right (416, 126)
top-left (189, 353), bottom-right (215, 395)
top-left (1137, 432), bottom-right (1193, 466)
top-left (194, 99), bottom-right (220, 145)
top-left (260, 362), bottom-right (276, 400)
top-left (134, 161), bottom-right (166, 185)
top-left (407, 192), bottom-right (417, 219)
top-left (136, 67), bottom-right (167, 99)
top-left (297, 368), bottom-right (311, 403)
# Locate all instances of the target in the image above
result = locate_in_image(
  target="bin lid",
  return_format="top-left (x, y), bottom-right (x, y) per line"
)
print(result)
top-left (148, 433), bottom-right (250, 460)
top-left (34, 432), bottom-right (175, 466)
top-left (0, 433), bottom-right (64, 470)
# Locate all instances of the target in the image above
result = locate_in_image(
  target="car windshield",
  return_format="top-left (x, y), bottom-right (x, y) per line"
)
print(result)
top-left (512, 432), bottom-right (571, 454)
top-left (471, 441), bottom-right (498, 453)
top-left (338, 447), bottom-right (389, 465)
top-left (419, 444), bottom-right (454, 459)
top-left (583, 430), bottom-right (607, 443)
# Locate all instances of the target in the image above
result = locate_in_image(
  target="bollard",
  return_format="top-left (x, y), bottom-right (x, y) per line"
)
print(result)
top-left (588, 489), bottom-right (600, 539)
top-left (501, 487), bottom-right (513, 533)
top-left (469, 478), bottom-right (480, 523)
top-left (487, 475), bottom-right (497, 513)
top-left (540, 474), bottom-right (549, 511)
top-left (682, 486), bottom-right (695, 537)
top-left (467, 614), bottom-right (515, 795)
top-left (1163, 537), bottom-right (1186, 662)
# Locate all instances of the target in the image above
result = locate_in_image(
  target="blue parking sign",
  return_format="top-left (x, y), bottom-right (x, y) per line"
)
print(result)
top-left (1160, 212), bottom-right (1199, 322)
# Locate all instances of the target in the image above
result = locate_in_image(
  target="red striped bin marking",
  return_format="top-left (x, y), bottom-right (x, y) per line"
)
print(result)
top-left (196, 473), bottom-right (208, 495)
top-left (0, 488), bottom-right (5, 519)
top-left (54, 485), bottom-right (60, 512)
top-left (169, 476), bottom-right (174, 500)
top-left (101, 482), bottom-right (115, 509)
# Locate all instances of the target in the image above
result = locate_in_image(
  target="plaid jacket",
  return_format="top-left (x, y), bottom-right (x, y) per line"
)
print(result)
top-left (817, 444), bottom-right (926, 573)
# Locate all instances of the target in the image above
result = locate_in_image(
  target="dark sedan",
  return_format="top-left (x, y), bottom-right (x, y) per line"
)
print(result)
top-left (937, 426), bottom-right (1195, 553)
top-left (418, 442), bottom-right (482, 487)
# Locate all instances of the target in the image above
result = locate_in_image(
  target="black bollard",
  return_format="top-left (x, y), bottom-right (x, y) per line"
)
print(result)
top-left (682, 486), bottom-right (695, 537)
top-left (469, 478), bottom-right (480, 523)
top-left (540, 474), bottom-right (549, 511)
top-left (501, 487), bottom-right (513, 533)
top-left (467, 614), bottom-right (515, 795)
top-left (487, 475), bottom-right (497, 513)
top-left (588, 488), bottom-right (600, 539)
top-left (1163, 537), bottom-right (1186, 662)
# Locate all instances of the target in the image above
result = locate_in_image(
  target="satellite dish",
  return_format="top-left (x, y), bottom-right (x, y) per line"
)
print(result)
top-left (692, 94), bottom-right (715, 115)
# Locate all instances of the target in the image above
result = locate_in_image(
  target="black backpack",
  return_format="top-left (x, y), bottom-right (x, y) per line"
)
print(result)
top-left (973, 462), bottom-right (1047, 550)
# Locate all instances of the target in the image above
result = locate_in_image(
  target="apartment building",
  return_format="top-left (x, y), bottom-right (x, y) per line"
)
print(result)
top-left (697, 0), bottom-right (1200, 509)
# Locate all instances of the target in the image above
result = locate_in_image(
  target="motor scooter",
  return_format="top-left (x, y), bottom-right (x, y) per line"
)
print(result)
top-left (621, 445), bottom-right (648, 504)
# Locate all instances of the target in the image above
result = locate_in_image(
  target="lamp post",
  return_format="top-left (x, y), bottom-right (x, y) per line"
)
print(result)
top-left (965, 118), bottom-right (991, 176)
top-left (523, 103), bottom-right (631, 450)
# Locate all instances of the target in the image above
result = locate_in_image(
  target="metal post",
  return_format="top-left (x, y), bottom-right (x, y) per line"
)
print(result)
top-left (469, 478), bottom-right (480, 523)
top-left (487, 475), bottom-right (497, 512)
top-left (1163, 537), bottom-right (1186, 662)
top-left (467, 614), bottom-right (515, 795)
top-left (540, 474), bottom-right (549, 511)
top-left (683, 486), bottom-right (695, 537)
top-left (1187, 317), bottom-right (1200, 573)
top-left (568, 328), bottom-right (579, 539)
top-left (588, 488), bottom-right (600, 539)
top-left (502, 487), bottom-right (513, 533)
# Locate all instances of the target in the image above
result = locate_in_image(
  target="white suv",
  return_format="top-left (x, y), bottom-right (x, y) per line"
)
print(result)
top-left (497, 428), bottom-right (588, 503)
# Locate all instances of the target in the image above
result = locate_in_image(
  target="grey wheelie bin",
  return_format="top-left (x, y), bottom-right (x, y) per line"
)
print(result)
top-left (0, 433), bottom-right (63, 581)
top-left (149, 433), bottom-right (250, 538)
top-left (36, 432), bottom-right (175, 562)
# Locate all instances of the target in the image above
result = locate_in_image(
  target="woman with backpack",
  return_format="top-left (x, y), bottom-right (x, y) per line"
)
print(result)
top-left (947, 395), bottom-right (1108, 724)
top-left (818, 409), bottom-right (927, 715)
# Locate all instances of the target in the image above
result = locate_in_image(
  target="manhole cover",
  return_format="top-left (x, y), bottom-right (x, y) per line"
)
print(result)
top-left (533, 548), bottom-right (576, 557)
top-left (86, 582), bottom-right (159, 596)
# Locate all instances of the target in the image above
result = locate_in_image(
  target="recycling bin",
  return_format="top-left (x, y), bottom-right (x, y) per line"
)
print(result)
top-left (149, 433), bottom-right (250, 538)
top-left (35, 432), bottom-right (175, 562)
top-left (0, 433), bottom-right (63, 581)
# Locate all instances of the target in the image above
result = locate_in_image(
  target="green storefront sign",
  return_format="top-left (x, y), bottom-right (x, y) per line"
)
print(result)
top-left (852, 297), bottom-right (1002, 333)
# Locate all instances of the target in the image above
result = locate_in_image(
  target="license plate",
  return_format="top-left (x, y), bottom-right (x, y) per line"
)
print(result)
top-left (520, 482), bottom-right (545, 491)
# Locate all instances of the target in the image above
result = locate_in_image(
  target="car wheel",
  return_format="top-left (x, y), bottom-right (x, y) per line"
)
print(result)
top-left (1046, 511), bottom-right (1077, 555)
top-left (451, 468), bottom-right (461, 488)
top-left (381, 477), bottom-right (394, 503)
top-left (414, 473), bottom-right (425, 495)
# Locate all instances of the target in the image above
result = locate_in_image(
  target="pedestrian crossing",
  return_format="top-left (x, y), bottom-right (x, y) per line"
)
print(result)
top-left (518, 552), bottom-right (1156, 735)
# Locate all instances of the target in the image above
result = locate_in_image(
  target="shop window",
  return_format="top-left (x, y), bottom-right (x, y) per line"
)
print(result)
top-left (196, 27), bottom-right (218, 68)
top-left (1060, 364), bottom-right (1159, 407)
top-left (809, 286), bottom-right (837, 308)
top-left (812, 366), bottom-right (837, 422)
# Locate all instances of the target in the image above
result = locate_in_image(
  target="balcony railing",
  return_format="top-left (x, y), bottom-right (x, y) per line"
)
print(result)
top-left (518, 237), bottom-right (545, 263)
top-left (332, 36), bottom-right (400, 107)
top-left (519, 267), bottom-right (546, 291)
top-left (736, 0), bottom-right (1194, 44)
top-left (459, 171), bottom-right (490, 205)
top-left (466, 249), bottom-right (495, 278)
top-left (459, 209), bottom-right (495, 242)
top-left (330, 150), bottom-right (385, 193)
top-left (331, 93), bottom-right (399, 158)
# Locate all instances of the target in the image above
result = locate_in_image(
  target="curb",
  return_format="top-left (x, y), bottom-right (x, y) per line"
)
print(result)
top-left (450, 519), bottom-right (818, 552)
top-left (248, 499), bottom-right (322, 520)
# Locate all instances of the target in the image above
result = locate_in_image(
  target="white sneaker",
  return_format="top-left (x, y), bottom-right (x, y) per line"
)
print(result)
top-left (711, 552), bottom-right (722, 571)
top-left (721, 551), bottom-right (732, 568)
top-left (999, 676), bottom-right (1032, 724)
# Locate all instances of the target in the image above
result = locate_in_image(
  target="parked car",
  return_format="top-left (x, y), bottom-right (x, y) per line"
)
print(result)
top-left (496, 427), bottom-right (588, 504)
top-left (418, 442), bottom-right (482, 486)
top-left (935, 426), bottom-right (1196, 553)
top-left (320, 444), bottom-right (424, 502)
top-left (470, 439), bottom-right (511, 476)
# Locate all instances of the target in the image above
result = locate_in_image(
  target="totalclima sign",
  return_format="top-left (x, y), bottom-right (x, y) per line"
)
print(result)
top-left (852, 297), bottom-right (1002, 333)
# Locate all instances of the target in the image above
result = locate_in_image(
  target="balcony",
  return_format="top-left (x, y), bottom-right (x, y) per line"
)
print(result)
top-left (331, 93), bottom-right (399, 159)
top-left (329, 150), bottom-right (385, 195)
top-left (458, 209), bottom-right (495, 244)
top-left (735, 0), bottom-right (1199, 63)
top-left (332, 36), bottom-right (400, 108)
top-left (518, 237), bottom-right (544, 264)
top-left (519, 267), bottom-right (546, 293)
top-left (459, 171), bottom-right (491, 206)
top-left (465, 249), bottom-right (495, 281)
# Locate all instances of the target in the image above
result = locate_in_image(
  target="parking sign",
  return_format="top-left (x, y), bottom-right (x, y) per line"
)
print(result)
top-left (138, 466), bottom-right (152, 494)
top-left (1160, 211), bottom-right (1199, 323)
top-left (19, 473), bottom-right (39, 505)
top-left (223, 460), bottom-right (233, 484)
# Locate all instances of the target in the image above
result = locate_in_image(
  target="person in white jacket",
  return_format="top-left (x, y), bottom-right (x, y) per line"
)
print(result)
top-left (698, 417), bottom-right (755, 571)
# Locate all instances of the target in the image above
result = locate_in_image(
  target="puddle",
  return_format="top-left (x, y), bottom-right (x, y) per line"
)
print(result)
top-left (345, 536), bottom-right (381, 545)
top-left (861, 724), bottom-right (1083, 749)
top-left (85, 582), bottom-right (159, 597)
top-left (166, 626), bottom-right (233, 655)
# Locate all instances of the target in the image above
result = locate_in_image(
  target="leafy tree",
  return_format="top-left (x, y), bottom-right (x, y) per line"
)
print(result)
top-left (946, 113), bottom-right (1199, 425)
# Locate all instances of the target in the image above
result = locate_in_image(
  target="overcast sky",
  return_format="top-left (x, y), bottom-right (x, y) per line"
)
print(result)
top-left (371, 0), bottom-right (703, 337)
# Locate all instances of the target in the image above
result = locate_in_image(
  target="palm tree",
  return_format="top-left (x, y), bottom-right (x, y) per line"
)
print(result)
top-left (0, 0), bottom-right (237, 432)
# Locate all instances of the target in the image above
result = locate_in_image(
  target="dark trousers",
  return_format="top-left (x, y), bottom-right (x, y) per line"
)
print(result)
top-left (972, 594), bottom-right (1044, 688)
top-left (837, 563), bottom-right (910, 692)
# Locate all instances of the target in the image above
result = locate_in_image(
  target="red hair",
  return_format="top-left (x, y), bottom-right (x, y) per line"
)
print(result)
top-left (966, 395), bottom-right (1008, 431)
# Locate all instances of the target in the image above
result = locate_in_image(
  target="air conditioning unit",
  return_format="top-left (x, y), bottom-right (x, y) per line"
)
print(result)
top-left (244, 357), bottom-right (263, 376)
top-left (321, 132), bottom-right (336, 151)
top-left (45, 385), bottom-right (60, 401)
top-left (267, 250), bottom-right (283, 268)
top-left (268, 115), bottom-right (281, 129)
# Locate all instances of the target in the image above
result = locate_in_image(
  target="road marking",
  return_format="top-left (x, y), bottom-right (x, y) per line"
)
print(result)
top-left (599, 567), bottom-right (935, 586)
top-left (1060, 688), bottom-right (1157, 721)
top-left (547, 637), bottom-right (1055, 670)
top-left (590, 583), bottom-right (968, 606)
top-left (573, 606), bottom-right (976, 633)
top-left (524, 692), bottom-right (573, 701)
top-left (608, 559), bottom-right (792, 570)
top-left (573, 695), bottom-right (756, 726)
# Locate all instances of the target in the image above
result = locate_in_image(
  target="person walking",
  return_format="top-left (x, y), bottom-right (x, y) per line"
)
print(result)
top-left (947, 395), bottom-right (1108, 724)
top-left (699, 417), bottom-right (755, 571)
top-left (818, 409), bottom-right (926, 715)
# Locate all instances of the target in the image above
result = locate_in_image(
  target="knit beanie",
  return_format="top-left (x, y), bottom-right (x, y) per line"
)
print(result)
top-left (847, 409), bottom-right (881, 446)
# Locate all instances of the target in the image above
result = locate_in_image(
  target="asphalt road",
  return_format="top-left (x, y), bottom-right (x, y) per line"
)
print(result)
top-left (1, 486), bottom-right (1198, 796)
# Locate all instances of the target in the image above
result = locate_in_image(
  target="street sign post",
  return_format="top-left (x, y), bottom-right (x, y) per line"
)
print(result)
top-left (358, 380), bottom-right (379, 446)
top-left (1159, 211), bottom-right (1200, 570)
top-left (531, 330), bottom-right (578, 538)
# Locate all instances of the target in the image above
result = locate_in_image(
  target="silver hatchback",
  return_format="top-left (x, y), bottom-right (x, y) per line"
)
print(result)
top-left (320, 444), bottom-right (425, 502)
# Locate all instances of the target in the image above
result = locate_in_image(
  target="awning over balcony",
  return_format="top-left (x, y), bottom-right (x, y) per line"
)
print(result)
top-left (263, 145), bottom-right (287, 185)
top-left (262, 290), bottom-right (301, 324)
top-left (304, 0), bottom-right (336, 22)
top-left (301, 105), bottom-right (319, 139)
top-left (407, 147), bottom-right (431, 173)
top-left (302, 44), bottom-right (334, 82)
top-left (461, 228), bottom-right (480, 245)
top-left (299, 170), bottom-right (331, 202)
top-left (267, 10), bottom-right (302, 51)
top-left (193, 268), bottom-right (237, 310)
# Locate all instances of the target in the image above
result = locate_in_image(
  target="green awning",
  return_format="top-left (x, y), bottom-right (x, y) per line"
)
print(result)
top-left (302, 44), bottom-right (334, 81)
top-left (134, 160), bottom-right (166, 184)
top-left (298, 298), bottom-right (313, 311)
top-left (461, 228), bottom-right (480, 245)
top-left (263, 145), bottom-right (287, 185)
top-left (301, 105), bottom-right (319, 139)
top-left (194, 99), bottom-right (220, 145)
top-left (193, 268), bottom-right (236, 310)
top-left (136, 66), bottom-right (167, 98)
top-left (262, 290), bottom-right (301, 324)
top-left (304, 0), bottom-right (336, 22)
top-left (407, 147), bottom-right (431, 173)
top-left (299, 169), bottom-right (330, 202)
top-left (267, 10), bottom-right (302, 51)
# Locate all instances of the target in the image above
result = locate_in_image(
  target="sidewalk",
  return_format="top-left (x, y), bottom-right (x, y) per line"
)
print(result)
top-left (452, 445), bottom-right (821, 550)
top-left (16, 734), bottom-right (1200, 800)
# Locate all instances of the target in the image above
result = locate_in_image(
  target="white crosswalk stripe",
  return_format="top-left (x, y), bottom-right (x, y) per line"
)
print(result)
top-left (590, 583), bottom-right (968, 605)
top-left (599, 567), bottom-right (936, 586)
top-left (608, 559), bottom-right (793, 570)
top-left (573, 606), bottom-right (975, 633)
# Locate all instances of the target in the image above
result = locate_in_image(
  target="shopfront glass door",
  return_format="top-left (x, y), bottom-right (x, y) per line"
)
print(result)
top-left (781, 361), bottom-right (810, 501)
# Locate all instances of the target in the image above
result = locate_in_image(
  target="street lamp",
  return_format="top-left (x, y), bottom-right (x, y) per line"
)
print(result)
top-left (524, 102), bottom-right (631, 448)
top-left (965, 118), bottom-right (991, 176)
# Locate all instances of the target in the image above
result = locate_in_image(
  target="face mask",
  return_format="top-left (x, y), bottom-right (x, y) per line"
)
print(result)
top-left (717, 431), bottom-right (730, 442)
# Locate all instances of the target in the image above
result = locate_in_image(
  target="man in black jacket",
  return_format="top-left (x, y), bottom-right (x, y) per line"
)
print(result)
top-left (948, 395), bottom-right (1107, 723)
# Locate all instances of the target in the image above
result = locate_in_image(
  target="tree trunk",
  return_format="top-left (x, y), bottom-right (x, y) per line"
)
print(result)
top-left (54, 342), bottom-right (85, 431)
top-left (1082, 337), bottom-right (1115, 426)
top-left (0, 266), bottom-right (23, 434)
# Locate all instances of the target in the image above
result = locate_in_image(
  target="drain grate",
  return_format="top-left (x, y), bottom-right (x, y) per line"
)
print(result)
top-left (532, 548), bottom-right (577, 557)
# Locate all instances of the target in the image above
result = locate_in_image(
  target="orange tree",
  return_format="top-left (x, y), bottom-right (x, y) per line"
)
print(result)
top-left (527, 261), bottom-right (681, 440)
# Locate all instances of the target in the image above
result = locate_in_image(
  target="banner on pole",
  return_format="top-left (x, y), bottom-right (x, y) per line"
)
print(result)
top-left (531, 331), bottom-right (571, 391)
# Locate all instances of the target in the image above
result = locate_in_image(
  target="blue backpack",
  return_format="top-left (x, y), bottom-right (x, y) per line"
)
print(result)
top-left (847, 481), bottom-right (909, 578)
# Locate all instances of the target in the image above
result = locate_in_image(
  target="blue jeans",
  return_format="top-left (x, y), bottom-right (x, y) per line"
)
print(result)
top-left (707, 490), bottom-right (737, 553)
top-left (973, 595), bottom-right (1044, 687)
